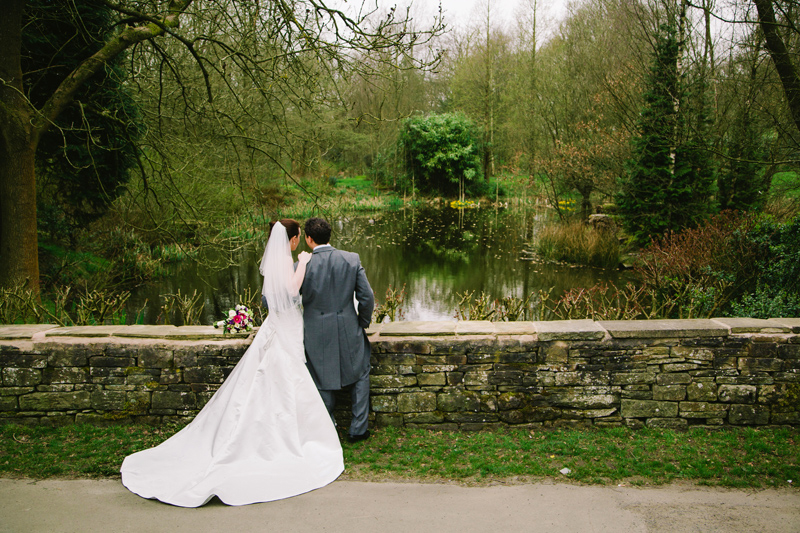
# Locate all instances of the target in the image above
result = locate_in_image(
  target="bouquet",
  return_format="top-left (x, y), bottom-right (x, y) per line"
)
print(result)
top-left (214, 304), bottom-right (255, 334)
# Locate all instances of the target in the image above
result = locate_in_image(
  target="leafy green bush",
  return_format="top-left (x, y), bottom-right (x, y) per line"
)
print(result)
top-left (729, 215), bottom-right (800, 317)
top-left (398, 113), bottom-right (483, 197)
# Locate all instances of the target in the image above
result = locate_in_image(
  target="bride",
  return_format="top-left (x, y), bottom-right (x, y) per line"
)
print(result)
top-left (121, 220), bottom-right (344, 507)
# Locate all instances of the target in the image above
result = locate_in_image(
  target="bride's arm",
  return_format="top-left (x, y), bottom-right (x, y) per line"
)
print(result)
top-left (291, 251), bottom-right (312, 293)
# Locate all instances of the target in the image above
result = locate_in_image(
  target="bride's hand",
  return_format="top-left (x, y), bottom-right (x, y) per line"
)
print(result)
top-left (297, 251), bottom-right (312, 265)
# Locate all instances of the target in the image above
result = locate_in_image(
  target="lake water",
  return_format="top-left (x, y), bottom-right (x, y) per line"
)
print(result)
top-left (127, 206), bottom-right (631, 324)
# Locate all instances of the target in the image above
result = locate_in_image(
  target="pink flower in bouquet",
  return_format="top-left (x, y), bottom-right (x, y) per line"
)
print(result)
top-left (233, 314), bottom-right (242, 324)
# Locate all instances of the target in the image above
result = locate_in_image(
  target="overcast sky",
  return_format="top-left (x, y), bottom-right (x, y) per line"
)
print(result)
top-left (433, 0), bottom-right (568, 29)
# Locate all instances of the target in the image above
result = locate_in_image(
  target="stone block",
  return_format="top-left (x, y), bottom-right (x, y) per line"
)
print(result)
top-left (498, 407), bottom-right (560, 424)
top-left (380, 321), bottom-right (456, 337)
top-left (418, 353), bottom-right (468, 365)
top-left (599, 319), bottom-right (727, 339)
top-left (541, 341), bottom-right (569, 364)
top-left (479, 393), bottom-right (498, 412)
top-left (612, 372), bottom-right (656, 385)
top-left (371, 395), bottom-right (397, 412)
top-left (0, 353), bottom-right (46, 369)
top-left (151, 391), bottom-right (196, 410)
top-left (3, 368), bottom-right (42, 387)
top-left (37, 384), bottom-right (73, 392)
top-left (718, 384), bottom-right (756, 404)
top-left (456, 321), bottom-right (495, 335)
top-left (45, 346), bottom-right (89, 367)
top-left (444, 412), bottom-right (499, 424)
top-left (671, 346), bottom-right (714, 361)
top-left (641, 347), bottom-right (671, 358)
top-left (534, 320), bottom-right (606, 341)
top-left (687, 382), bottom-right (717, 402)
top-left (728, 404), bottom-right (770, 425)
top-left (488, 371), bottom-right (523, 386)
top-left (712, 317), bottom-right (790, 333)
top-left (447, 372), bottom-right (464, 386)
top-left (713, 357), bottom-right (739, 370)
top-left (417, 373), bottom-right (446, 386)
top-left (42, 367), bottom-right (89, 385)
top-left (0, 325), bottom-right (59, 339)
top-left (0, 396), bottom-right (18, 411)
top-left (620, 387), bottom-right (652, 400)
top-left (371, 375), bottom-right (417, 388)
top-left (778, 345), bottom-right (800, 359)
top-left (653, 385), bottom-right (686, 401)
top-left (771, 411), bottom-right (800, 424)
top-left (738, 358), bottom-right (782, 372)
top-left (437, 391), bottom-right (480, 412)
top-left (404, 412), bottom-right (444, 424)
top-left (562, 408), bottom-right (617, 419)
top-left (656, 373), bottom-right (692, 385)
top-left (376, 340), bottom-right (433, 355)
top-left (548, 392), bottom-right (616, 409)
top-left (19, 391), bottom-right (91, 411)
top-left (137, 347), bottom-right (174, 369)
top-left (749, 343), bottom-right (778, 357)
top-left (0, 387), bottom-right (34, 397)
top-left (500, 392), bottom-right (531, 411)
top-left (679, 402), bottom-right (728, 418)
top-left (91, 390), bottom-right (127, 410)
top-left (397, 392), bottom-right (437, 413)
top-left (555, 371), bottom-right (610, 387)
top-left (376, 413), bottom-right (404, 427)
top-left (463, 371), bottom-right (490, 387)
top-left (646, 418), bottom-right (688, 429)
top-left (90, 356), bottom-right (136, 368)
top-left (621, 399), bottom-right (678, 418)
top-left (183, 366), bottom-right (227, 384)
top-left (662, 363), bottom-right (700, 372)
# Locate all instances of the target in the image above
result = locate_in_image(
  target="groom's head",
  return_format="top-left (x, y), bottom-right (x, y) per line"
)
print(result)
top-left (305, 218), bottom-right (331, 247)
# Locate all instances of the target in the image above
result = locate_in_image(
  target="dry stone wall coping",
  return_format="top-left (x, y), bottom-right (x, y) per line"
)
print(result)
top-left (1, 319), bottom-right (799, 429)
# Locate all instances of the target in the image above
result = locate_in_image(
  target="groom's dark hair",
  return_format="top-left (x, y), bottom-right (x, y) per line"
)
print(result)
top-left (305, 217), bottom-right (331, 245)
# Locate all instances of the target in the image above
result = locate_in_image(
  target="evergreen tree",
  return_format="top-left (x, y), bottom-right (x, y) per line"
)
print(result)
top-left (617, 24), bottom-right (714, 245)
top-left (718, 107), bottom-right (769, 212)
top-left (22, 1), bottom-right (142, 243)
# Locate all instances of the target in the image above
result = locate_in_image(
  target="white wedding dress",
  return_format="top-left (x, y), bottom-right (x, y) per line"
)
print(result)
top-left (121, 225), bottom-right (344, 507)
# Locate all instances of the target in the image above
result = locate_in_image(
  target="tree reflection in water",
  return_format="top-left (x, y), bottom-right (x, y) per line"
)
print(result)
top-left (127, 206), bottom-right (633, 325)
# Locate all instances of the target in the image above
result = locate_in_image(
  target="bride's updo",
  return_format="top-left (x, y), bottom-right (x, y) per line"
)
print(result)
top-left (269, 218), bottom-right (300, 239)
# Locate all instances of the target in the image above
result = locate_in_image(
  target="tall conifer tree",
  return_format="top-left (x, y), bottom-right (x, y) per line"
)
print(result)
top-left (617, 24), bottom-right (714, 245)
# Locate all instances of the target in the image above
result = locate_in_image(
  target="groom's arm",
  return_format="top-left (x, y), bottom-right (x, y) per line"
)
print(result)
top-left (354, 259), bottom-right (374, 329)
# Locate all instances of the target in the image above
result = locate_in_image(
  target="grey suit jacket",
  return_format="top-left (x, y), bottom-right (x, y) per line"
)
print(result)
top-left (301, 246), bottom-right (374, 390)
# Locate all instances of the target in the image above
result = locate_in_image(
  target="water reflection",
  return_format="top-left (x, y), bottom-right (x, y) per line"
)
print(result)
top-left (127, 206), bottom-right (632, 324)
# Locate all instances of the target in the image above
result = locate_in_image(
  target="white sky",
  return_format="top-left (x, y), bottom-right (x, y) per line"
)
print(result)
top-left (432, 0), bottom-right (569, 30)
top-left (363, 0), bottom-right (571, 36)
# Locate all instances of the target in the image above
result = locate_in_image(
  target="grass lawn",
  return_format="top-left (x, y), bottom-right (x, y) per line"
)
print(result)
top-left (1, 424), bottom-right (797, 488)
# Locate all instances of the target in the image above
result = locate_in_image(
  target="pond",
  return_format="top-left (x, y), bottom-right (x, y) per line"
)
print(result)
top-left (126, 205), bottom-right (632, 324)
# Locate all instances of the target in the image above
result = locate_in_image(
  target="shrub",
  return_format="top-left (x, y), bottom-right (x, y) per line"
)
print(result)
top-left (535, 220), bottom-right (620, 269)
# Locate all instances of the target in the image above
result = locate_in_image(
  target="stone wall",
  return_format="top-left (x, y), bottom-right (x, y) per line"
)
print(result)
top-left (1, 318), bottom-right (799, 429)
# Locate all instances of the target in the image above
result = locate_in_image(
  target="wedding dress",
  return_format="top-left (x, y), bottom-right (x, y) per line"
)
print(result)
top-left (120, 224), bottom-right (344, 507)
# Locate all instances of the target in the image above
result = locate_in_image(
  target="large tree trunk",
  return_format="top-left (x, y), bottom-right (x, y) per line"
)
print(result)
top-left (754, 0), bottom-right (800, 133)
top-left (0, 0), bottom-right (190, 292)
top-left (0, 0), bottom-right (40, 292)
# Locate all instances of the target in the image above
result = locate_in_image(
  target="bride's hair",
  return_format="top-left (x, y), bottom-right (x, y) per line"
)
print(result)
top-left (269, 219), bottom-right (300, 239)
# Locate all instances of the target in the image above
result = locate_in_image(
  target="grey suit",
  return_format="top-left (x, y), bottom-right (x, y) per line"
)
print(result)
top-left (301, 245), bottom-right (374, 436)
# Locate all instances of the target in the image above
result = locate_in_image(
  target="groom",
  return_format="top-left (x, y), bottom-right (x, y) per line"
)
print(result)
top-left (301, 217), bottom-right (375, 443)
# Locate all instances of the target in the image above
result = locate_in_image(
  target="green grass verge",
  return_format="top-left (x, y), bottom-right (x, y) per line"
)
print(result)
top-left (1, 424), bottom-right (797, 488)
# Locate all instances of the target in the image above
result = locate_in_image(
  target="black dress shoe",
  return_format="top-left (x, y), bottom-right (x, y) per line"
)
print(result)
top-left (347, 430), bottom-right (370, 444)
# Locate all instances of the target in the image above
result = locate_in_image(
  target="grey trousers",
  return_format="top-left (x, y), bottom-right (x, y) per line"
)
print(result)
top-left (318, 368), bottom-right (370, 437)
